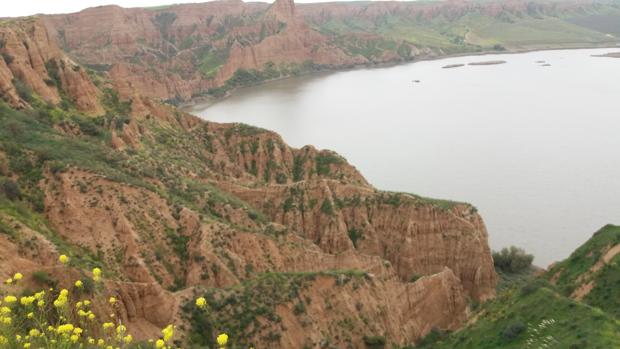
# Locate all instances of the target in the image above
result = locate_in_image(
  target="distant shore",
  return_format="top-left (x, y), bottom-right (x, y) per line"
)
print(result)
top-left (183, 43), bottom-right (620, 113)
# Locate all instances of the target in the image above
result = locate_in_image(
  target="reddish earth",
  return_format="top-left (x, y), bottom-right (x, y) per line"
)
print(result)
top-left (0, 2), bottom-right (502, 347)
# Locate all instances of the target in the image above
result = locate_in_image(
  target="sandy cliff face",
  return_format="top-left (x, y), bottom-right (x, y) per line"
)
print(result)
top-left (0, 98), bottom-right (495, 344)
top-left (38, 0), bottom-right (376, 101)
top-left (0, 19), bottom-right (103, 114)
top-left (34, 0), bottom-right (616, 103)
top-left (0, 3), bottom-right (499, 346)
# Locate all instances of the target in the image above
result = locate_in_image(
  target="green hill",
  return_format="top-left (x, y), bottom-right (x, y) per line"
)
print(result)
top-left (417, 225), bottom-right (620, 349)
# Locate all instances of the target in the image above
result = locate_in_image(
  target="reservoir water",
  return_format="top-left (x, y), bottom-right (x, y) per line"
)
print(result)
top-left (191, 48), bottom-right (620, 267)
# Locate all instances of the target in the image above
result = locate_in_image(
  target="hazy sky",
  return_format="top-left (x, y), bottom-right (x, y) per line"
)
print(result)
top-left (3, 0), bottom-right (354, 18)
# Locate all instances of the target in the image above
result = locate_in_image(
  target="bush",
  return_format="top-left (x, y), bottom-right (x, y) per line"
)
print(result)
top-left (1, 51), bottom-right (14, 65)
top-left (13, 78), bottom-right (33, 102)
top-left (320, 199), bottom-right (334, 215)
top-left (363, 335), bottom-right (386, 349)
top-left (521, 278), bottom-right (550, 296)
top-left (31, 270), bottom-right (57, 287)
top-left (416, 328), bottom-right (448, 347)
top-left (493, 246), bottom-right (534, 273)
top-left (501, 321), bottom-right (526, 341)
top-left (1, 179), bottom-right (21, 200)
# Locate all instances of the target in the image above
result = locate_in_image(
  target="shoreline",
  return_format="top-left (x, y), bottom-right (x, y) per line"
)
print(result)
top-left (182, 42), bottom-right (620, 113)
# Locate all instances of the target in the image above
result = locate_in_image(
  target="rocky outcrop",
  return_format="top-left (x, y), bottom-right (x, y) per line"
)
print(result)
top-left (0, 19), bottom-right (103, 114)
top-left (275, 269), bottom-right (468, 348)
top-left (0, 55), bottom-right (23, 108)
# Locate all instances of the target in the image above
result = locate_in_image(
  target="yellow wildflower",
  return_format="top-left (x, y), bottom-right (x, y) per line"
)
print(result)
top-left (116, 324), bottom-right (126, 335)
top-left (26, 312), bottom-right (34, 319)
top-left (195, 296), bottom-right (207, 309)
top-left (2, 317), bottom-right (11, 325)
top-left (37, 300), bottom-right (44, 307)
top-left (217, 333), bottom-right (228, 346)
top-left (162, 325), bottom-right (174, 342)
top-left (155, 339), bottom-right (165, 348)
top-left (0, 306), bottom-right (10, 314)
top-left (28, 329), bottom-right (40, 337)
top-left (123, 335), bottom-right (133, 344)
top-left (75, 280), bottom-right (83, 288)
top-left (88, 313), bottom-right (96, 320)
top-left (4, 278), bottom-right (12, 285)
top-left (20, 296), bottom-right (35, 306)
top-left (13, 273), bottom-right (23, 281)
top-left (108, 297), bottom-right (117, 305)
top-left (3, 296), bottom-right (17, 304)
top-left (34, 291), bottom-right (45, 300)
top-left (59, 254), bottom-right (69, 264)
top-left (23, 343), bottom-right (31, 349)
top-left (70, 334), bottom-right (79, 343)
top-left (97, 338), bottom-right (105, 346)
top-left (0, 336), bottom-right (6, 345)
top-left (102, 322), bottom-right (114, 330)
top-left (57, 324), bottom-right (74, 334)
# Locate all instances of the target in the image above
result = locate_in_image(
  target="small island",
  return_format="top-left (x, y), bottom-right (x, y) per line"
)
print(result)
top-left (592, 52), bottom-right (620, 58)
top-left (468, 60), bottom-right (507, 66)
top-left (442, 63), bottom-right (465, 69)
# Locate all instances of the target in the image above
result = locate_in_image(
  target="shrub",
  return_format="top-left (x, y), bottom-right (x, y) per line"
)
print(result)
top-left (31, 270), bottom-right (57, 287)
top-left (13, 78), bottom-right (33, 102)
top-left (315, 153), bottom-right (343, 176)
top-left (493, 246), bottom-right (534, 273)
top-left (501, 321), bottom-right (526, 341)
top-left (320, 199), bottom-right (334, 215)
top-left (363, 335), bottom-right (386, 349)
top-left (1, 179), bottom-right (21, 200)
top-left (416, 328), bottom-right (448, 347)
top-left (293, 301), bottom-right (306, 315)
top-left (348, 228), bottom-right (363, 248)
top-left (275, 172), bottom-right (287, 184)
top-left (1, 51), bottom-right (14, 65)
top-left (292, 155), bottom-right (305, 181)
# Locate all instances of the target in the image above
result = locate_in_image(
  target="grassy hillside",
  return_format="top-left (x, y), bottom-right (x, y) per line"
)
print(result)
top-left (416, 225), bottom-right (620, 349)
top-left (309, 2), bottom-right (620, 54)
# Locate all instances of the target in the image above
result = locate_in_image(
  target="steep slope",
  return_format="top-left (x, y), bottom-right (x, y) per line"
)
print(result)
top-left (546, 224), bottom-right (620, 317)
top-left (0, 16), bottom-right (496, 346)
top-left (34, 0), bottom-right (620, 103)
top-left (416, 225), bottom-right (620, 349)
top-left (0, 18), bottom-right (103, 114)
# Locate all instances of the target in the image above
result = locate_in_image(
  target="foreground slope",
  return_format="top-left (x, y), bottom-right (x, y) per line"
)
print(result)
top-left (0, 17), bottom-right (495, 348)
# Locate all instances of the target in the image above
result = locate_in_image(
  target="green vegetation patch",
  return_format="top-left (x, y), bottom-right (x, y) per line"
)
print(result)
top-left (418, 281), bottom-right (620, 348)
top-left (185, 270), bottom-right (367, 347)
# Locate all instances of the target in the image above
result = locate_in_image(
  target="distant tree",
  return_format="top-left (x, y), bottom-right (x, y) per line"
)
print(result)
top-left (493, 246), bottom-right (534, 273)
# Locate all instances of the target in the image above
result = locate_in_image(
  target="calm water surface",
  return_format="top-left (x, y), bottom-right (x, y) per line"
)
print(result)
top-left (192, 48), bottom-right (620, 266)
